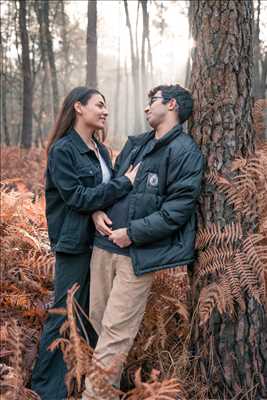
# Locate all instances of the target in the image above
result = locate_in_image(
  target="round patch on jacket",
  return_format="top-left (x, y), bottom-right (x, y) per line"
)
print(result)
top-left (147, 173), bottom-right (159, 187)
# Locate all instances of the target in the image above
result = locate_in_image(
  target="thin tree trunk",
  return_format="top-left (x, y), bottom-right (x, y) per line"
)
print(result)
top-left (140, 1), bottom-right (149, 94)
top-left (140, 0), bottom-right (152, 130)
top-left (0, 23), bottom-right (10, 146)
top-left (184, 5), bottom-right (191, 88)
top-left (124, 0), bottom-right (141, 132)
top-left (33, 72), bottom-right (46, 148)
top-left (261, 51), bottom-right (267, 99)
top-left (43, 0), bottom-right (59, 119)
top-left (113, 34), bottom-right (121, 138)
top-left (189, 1), bottom-right (267, 398)
top-left (2, 72), bottom-right (11, 146)
top-left (59, 0), bottom-right (70, 95)
top-left (124, 58), bottom-right (129, 136)
top-left (86, 0), bottom-right (97, 87)
top-left (19, 0), bottom-right (32, 148)
top-left (252, 0), bottom-right (264, 99)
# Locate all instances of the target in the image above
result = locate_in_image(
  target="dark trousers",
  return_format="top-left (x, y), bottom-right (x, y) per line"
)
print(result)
top-left (31, 252), bottom-right (98, 400)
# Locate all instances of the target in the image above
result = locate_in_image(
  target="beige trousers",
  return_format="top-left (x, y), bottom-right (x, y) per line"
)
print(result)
top-left (85, 246), bottom-right (153, 393)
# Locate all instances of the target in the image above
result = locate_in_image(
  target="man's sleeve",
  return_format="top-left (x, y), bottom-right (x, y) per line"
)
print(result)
top-left (127, 150), bottom-right (203, 245)
top-left (49, 146), bottom-right (132, 213)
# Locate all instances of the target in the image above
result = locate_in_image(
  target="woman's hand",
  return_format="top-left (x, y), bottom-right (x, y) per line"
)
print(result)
top-left (124, 163), bottom-right (140, 185)
top-left (92, 211), bottom-right (112, 236)
top-left (109, 228), bottom-right (132, 248)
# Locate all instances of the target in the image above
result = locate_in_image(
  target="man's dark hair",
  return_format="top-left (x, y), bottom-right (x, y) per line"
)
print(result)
top-left (148, 84), bottom-right (193, 123)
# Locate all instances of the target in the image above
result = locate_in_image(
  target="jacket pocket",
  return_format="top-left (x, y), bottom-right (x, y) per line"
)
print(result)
top-left (60, 209), bottom-right (90, 243)
top-left (77, 166), bottom-right (96, 187)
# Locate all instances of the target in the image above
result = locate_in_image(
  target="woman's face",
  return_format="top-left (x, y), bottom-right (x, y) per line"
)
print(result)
top-left (79, 94), bottom-right (108, 130)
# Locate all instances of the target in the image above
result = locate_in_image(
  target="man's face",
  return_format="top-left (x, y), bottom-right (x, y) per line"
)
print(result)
top-left (144, 90), bottom-right (168, 129)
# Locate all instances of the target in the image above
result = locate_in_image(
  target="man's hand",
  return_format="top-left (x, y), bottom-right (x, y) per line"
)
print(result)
top-left (92, 211), bottom-right (112, 236)
top-left (109, 228), bottom-right (132, 248)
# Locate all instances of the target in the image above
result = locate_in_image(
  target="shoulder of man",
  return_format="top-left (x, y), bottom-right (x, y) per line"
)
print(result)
top-left (127, 129), bottom-right (152, 142)
top-left (170, 130), bottom-right (201, 156)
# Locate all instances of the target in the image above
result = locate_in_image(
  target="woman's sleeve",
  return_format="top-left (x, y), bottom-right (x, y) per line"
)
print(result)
top-left (49, 146), bottom-right (132, 213)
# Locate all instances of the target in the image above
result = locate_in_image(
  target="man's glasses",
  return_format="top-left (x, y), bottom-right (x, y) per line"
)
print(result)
top-left (148, 96), bottom-right (164, 106)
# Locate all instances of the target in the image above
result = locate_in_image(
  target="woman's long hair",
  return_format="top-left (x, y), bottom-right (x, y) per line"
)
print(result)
top-left (46, 87), bottom-right (106, 156)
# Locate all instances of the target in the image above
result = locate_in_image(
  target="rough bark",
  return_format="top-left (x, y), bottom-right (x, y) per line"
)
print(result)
top-left (19, 0), bottom-right (32, 148)
top-left (189, 1), bottom-right (267, 398)
top-left (86, 0), bottom-right (97, 88)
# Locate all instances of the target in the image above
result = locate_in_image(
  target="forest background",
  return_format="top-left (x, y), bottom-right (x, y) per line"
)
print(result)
top-left (1, 1), bottom-right (267, 399)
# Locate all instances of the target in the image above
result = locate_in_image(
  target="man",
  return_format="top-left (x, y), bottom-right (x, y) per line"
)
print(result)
top-left (82, 84), bottom-right (203, 398)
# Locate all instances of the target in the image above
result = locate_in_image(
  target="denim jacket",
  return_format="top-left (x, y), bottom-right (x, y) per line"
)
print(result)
top-left (45, 129), bottom-right (132, 253)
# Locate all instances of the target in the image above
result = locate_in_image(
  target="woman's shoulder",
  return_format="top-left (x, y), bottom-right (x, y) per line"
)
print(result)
top-left (48, 135), bottom-right (74, 162)
top-left (51, 132), bottom-right (72, 151)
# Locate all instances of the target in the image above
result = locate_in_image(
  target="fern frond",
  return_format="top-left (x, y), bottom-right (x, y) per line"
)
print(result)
top-left (197, 244), bottom-right (234, 277)
top-left (234, 252), bottom-right (262, 303)
top-left (198, 283), bottom-right (227, 325)
top-left (123, 368), bottom-right (187, 400)
top-left (224, 262), bottom-right (246, 310)
top-left (0, 364), bottom-right (41, 400)
top-left (242, 235), bottom-right (267, 299)
top-left (196, 222), bottom-right (242, 250)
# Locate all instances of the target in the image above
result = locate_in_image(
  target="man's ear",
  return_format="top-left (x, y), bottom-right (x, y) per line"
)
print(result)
top-left (74, 101), bottom-right (83, 115)
top-left (168, 98), bottom-right (178, 112)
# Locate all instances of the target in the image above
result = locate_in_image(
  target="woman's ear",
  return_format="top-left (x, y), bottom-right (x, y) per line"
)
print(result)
top-left (74, 101), bottom-right (83, 115)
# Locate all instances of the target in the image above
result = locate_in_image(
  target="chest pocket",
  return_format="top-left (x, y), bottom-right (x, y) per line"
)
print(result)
top-left (77, 166), bottom-right (96, 187)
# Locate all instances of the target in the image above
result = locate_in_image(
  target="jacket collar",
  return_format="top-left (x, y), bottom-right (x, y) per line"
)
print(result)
top-left (128, 123), bottom-right (183, 150)
top-left (68, 128), bottom-right (113, 172)
top-left (69, 128), bottom-right (91, 154)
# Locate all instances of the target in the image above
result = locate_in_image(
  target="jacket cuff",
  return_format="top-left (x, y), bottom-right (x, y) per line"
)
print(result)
top-left (118, 175), bottom-right (132, 190)
top-left (127, 222), bottom-right (134, 243)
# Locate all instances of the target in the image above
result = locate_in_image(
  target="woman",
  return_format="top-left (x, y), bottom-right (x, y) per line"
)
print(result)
top-left (31, 87), bottom-right (138, 400)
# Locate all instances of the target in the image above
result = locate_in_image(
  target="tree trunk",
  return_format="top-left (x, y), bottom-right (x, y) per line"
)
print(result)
top-left (189, 1), bottom-right (267, 398)
top-left (19, 0), bottom-right (32, 148)
top-left (86, 0), bottom-right (97, 88)
top-left (140, 1), bottom-right (150, 94)
top-left (261, 51), bottom-right (267, 99)
top-left (113, 34), bottom-right (121, 138)
top-left (140, 0), bottom-right (152, 130)
top-left (184, 5), bottom-right (191, 88)
top-left (252, 0), bottom-right (265, 100)
top-left (124, 0), bottom-right (142, 133)
top-left (59, 0), bottom-right (70, 96)
top-left (2, 72), bottom-right (11, 146)
top-left (43, 0), bottom-right (59, 119)
top-left (0, 21), bottom-right (11, 146)
top-left (124, 58), bottom-right (129, 137)
top-left (33, 71), bottom-right (46, 148)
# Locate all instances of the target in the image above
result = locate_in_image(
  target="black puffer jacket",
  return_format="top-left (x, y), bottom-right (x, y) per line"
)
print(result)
top-left (114, 124), bottom-right (204, 275)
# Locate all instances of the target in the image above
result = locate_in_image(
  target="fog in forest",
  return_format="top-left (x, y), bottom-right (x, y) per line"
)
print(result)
top-left (1, 0), bottom-right (267, 149)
